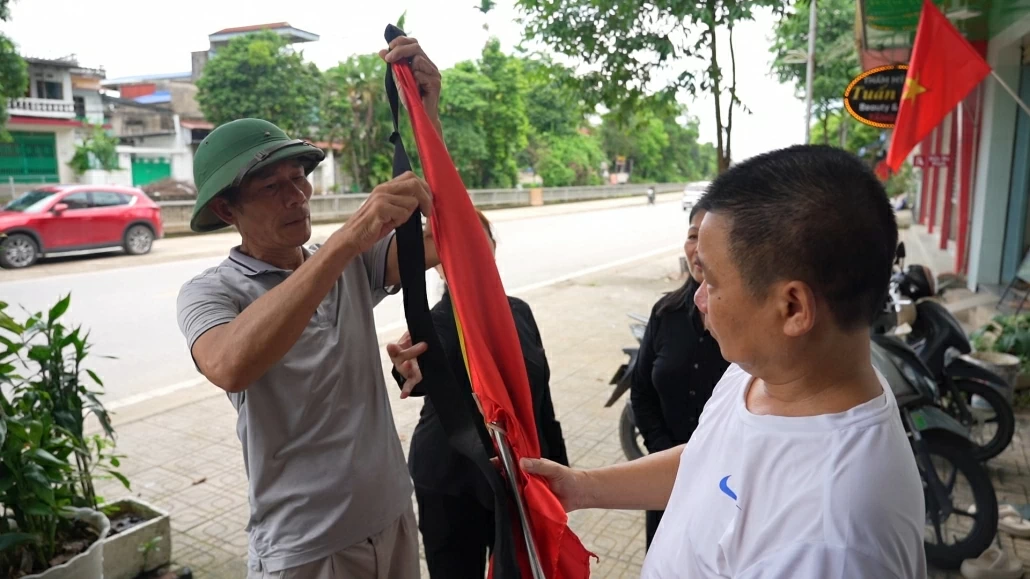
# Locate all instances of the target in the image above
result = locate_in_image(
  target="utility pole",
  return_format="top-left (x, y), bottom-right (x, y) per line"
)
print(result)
top-left (804, 0), bottom-right (818, 143)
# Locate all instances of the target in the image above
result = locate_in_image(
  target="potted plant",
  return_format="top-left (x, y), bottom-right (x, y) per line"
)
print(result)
top-left (101, 497), bottom-right (172, 579)
top-left (0, 298), bottom-right (113, 578)
top-left (4, 295), bottom-right (175, 577)
top-left (971, 313), bottom-right (1030, 390)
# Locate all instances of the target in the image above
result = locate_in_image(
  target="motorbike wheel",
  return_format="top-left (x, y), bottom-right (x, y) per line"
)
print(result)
top-left (619, 403), bottom-right (646, 461)
top-left (944, 379), bottom-right (1015, 461)
top-left (920, 432), bottom-right (998, 570)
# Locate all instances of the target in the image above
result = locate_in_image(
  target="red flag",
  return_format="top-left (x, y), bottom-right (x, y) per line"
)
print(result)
top-left (392, 64), bottom-right (593, 578)
top-left (886, 0), bottom-right (990, 171)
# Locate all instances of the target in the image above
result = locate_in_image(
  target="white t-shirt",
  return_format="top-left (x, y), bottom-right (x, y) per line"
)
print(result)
top-left (640, 365), bottom-right (926, 579)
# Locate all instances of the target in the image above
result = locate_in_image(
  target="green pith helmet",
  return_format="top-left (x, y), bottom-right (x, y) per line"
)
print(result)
top-left (190, 118), bottom-right (326, 233)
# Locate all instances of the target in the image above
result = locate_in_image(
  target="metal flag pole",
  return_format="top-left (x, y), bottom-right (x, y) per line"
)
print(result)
top-left (469, 392), bottom-right (546, 579)
top-left (990, 70), bottom-right (1030, 118)
top-left (489, 423), bottom-right (546, 579)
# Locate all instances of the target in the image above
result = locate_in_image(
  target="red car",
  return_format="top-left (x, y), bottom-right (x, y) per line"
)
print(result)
top-left (0, 185), bottom-right (164, 269)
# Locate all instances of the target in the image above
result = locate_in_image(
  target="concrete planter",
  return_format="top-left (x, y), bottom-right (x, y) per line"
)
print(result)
top-left (101, 498), bottom-right (171, 579)
top-left (26, 507), bottom-right (110, 579)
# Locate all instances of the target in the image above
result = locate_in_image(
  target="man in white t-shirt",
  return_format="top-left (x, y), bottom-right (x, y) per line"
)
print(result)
top-left (522, 145), bottom-right (926, 578)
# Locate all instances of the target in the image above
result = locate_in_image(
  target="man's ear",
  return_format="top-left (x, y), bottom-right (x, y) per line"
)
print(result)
top-left (209, 197), bottom-right (237, 227)
top-left (778, 280), bottom-right (817, 338)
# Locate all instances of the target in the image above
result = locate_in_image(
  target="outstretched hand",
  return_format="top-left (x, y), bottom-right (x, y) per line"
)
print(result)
top-left (386, 331), bottom-right (428, 399)
top-left (520, 457), bottom-right (589, 513)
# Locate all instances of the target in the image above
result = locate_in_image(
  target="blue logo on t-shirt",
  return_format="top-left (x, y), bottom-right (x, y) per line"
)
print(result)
top-left (719, 475), bottom-right (738, 501)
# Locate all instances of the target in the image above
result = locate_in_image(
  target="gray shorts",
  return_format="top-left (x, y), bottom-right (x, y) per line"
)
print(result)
top-left (248, 506), bottom-right (419, 579)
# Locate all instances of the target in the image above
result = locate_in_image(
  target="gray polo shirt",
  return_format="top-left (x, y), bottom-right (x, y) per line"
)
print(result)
top-left (175, 235), bottom-right (412, 573)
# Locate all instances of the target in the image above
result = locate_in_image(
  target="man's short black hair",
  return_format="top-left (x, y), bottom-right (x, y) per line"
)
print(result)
top-left (699, 145), bottom-right (897, 330)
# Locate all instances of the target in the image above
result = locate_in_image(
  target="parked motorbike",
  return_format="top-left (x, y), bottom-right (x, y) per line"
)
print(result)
top-left (871, 332), bottom-right (999, 570)
top-left (884, 244), bottom-right (1015, 461)
top-left (607, 313), bottom-right (647, 461)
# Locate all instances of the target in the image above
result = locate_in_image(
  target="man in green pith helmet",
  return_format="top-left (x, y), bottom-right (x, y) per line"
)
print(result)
top-left (176, 37), bottom-right (440, 579)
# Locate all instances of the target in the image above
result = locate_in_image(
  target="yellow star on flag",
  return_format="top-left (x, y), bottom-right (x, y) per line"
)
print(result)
top-left (902, 76), bottom-right (927, 101)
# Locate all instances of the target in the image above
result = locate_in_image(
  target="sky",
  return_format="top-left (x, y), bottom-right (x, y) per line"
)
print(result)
top-left (1, 0), bottom-right (806, 162)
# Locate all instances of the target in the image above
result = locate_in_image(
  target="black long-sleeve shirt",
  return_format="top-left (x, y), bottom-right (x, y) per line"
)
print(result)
top-left (630, 285), bottom-right (729, 454)
top-left (396, 291), bottom-right (569, 496)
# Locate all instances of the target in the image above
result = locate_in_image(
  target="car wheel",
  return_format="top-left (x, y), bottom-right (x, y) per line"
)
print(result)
top-left (0, 233), bottom-right (40, 269)
top-left (124, 224), bottom-right (154, 255)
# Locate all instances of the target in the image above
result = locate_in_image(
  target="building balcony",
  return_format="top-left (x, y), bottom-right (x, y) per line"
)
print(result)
top-left (8, 97), bottom-right (76, 119)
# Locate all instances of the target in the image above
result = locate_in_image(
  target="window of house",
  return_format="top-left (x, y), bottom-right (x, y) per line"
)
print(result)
top-left (74, 96), bottom-right (86, 118)
top-left (36, 80), bottom-right (64, 100)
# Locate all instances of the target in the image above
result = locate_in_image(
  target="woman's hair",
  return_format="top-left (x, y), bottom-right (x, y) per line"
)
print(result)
top-left (475, 209), bottom-right (495, 244)
top-left (654, 200), bottom-right (708, 316)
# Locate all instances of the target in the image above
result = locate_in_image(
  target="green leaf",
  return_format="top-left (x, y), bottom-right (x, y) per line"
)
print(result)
top-left (0, 314), bottom-right (22, 334)
top-left (107, 469), bottom-right (131, 490)
top-left (48, 295), bottom-right (71, 325)
top-left (27, 345), bottom-right (51, 362)
top-left (110, 456), bottom-right (120, 467)
top-left (0, 532), bottom-right (37, 552)
top-left (86, 369), bottom-right (103, 387)
top-left (23, 500), bottom-right (52, 517)
top-left (26, 448), bottom-right (68, 468)
top-left (0, 474), bottom-right (15, 495)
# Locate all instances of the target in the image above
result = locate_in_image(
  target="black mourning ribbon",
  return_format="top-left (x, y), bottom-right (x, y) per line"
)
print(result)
top-left (384, 23), bottom-right (521, 579)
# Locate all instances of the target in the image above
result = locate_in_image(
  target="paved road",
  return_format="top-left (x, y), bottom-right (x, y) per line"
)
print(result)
top-left (0, 198), bottom-right (688, 405)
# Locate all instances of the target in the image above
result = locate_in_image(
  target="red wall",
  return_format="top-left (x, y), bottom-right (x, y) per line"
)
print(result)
top-left (119, 84), bottom-right (157, 99)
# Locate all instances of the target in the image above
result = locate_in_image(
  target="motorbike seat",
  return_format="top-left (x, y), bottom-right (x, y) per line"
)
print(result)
top-left (910, 299), bottom-right (971, 378)
top-left (871, 335), bottom-right (936, 407)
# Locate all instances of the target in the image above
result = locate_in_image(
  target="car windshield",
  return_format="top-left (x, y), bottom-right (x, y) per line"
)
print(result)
top-left (3, 190), bottom-right (58, 213)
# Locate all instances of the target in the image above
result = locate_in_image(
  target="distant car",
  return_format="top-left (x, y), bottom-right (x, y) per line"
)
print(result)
top-left (0, 185), bottom-right (164, 269)
top-left (682, 181), bottom-right (711, 211)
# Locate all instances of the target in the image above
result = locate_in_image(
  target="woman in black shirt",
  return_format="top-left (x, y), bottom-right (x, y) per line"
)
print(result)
top-left (388, 210), bottom-right (568, 578)
top-left (631, 202), bottom-right (730, 549)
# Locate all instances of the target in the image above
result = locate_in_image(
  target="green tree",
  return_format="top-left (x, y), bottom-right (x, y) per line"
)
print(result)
top-left (770, 0), bottom-right (860, 144)
top-left (321, 54), bottom-right (394, 192)
top-left (478, 39), bottom-right (529, 188)
top-left (517, 55), bottom-right (597, 182)
top-left (536, 131), bottom-right (606, 186)
top-left (437, 62), bottom-right (493, 187)
top-left (68, 125), bottom-right (120, 174)
top-left (809, 111), bottom-right (884, 156)
top-left (518, 0), bottom-right (780, 174)
top-left (601, 100), bottom-right (718, 183)
top-left (0, 0), bottom-right (28, 140)
top-left (196, 31), bottom-right (322, 138)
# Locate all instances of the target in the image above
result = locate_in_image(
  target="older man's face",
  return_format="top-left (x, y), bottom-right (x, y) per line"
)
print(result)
top-left (223, 159), bottom-right (313, 250)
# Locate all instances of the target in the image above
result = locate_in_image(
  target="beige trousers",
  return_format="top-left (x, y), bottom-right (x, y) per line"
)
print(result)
top-left (248, 507), bottom-right (420, 579)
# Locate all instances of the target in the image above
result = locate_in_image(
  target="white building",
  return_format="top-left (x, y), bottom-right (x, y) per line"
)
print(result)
top-left (2, 56), bottom-right (107, 193)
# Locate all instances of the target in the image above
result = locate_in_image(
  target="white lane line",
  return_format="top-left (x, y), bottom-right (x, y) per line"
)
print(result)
top-left (106, 244), bottom-right (681, 411)
top-left (106, 376), bottom-right (208, 411)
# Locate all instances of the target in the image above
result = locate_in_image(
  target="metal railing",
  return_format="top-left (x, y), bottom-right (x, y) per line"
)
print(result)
top-left (1, 176), bottom-right (61, 201)
top-left (157, 183), bottom-right (687, 234)
top-left (7, 97), bottom-right (76, 119)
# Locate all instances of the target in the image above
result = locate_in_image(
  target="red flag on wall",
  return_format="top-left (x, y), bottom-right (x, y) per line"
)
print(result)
top-left (391, 62), bottom-right (593, 579)
top-left (886, 0), bottom-right (991, 171)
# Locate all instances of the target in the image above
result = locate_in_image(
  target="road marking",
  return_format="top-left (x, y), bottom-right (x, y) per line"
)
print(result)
top-left (106, 376), bottom-right (208, 411)
top-left (105, 244), bottom-right (681, 412)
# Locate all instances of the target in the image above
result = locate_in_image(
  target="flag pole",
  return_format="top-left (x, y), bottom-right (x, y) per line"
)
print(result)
top-left (990, 70), bottom-right (1030, 118)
